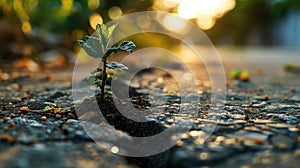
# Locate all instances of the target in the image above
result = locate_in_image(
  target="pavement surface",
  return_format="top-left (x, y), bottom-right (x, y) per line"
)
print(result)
top-left (0, 47), bottom-right (300, 168)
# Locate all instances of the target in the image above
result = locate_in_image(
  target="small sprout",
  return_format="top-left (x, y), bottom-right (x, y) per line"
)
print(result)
top-left (4, 117), bottom-right (11, 121)
top-left (284, 62), bottom-right (296, 71)
top-left (229, 68), bottom-right (250, 81)
top-left (20, 106), bottom-right (29, 112)
top-left (41, 116), bottom-right (47, 121)
top-left (79, 23), bottom-right (136, 100)
top-left (41, 106), bottom-right (52, 113)
top-left (229, 68), bottom-right (241, 79)
top-left (3, 126), bottom-right (9, 131)
top-left (257, 86), bottom-right (264, 93)
top-left (255, 137), bottom-right (265, 144)
top-left (290, 87), bottom-right (296, 93)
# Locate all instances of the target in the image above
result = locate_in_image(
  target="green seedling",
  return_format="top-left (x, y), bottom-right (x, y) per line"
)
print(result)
top-left (79, 23), bottom-right (136, 100)
top-left (284, 62), bottom-right (296, 71)
top-left (229, 68), bottom-right (250, 81)
top-left (229, 68), bottom-right (241, 79)
top-left (283, 62), bottom-right (300, 73)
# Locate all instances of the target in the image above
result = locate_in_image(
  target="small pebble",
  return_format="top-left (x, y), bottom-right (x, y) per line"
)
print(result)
top-left (283, 96), bottom-right (289, 101)
top-left (10, 122), bottom-right (15, 127)
top-left (4, 117), bottom-right (11, 121)
top-left (3, 126), bottom-right (9, 131)
top-left (261, 125), bottom-right (268, 131)
top-left (55, 114), bottom-right (62, 119)
top-left (258, 86), bottom-right (264, 93)
top-left (225, 81), bottom-right (230, 87)
top-left (264, 95), bottom-right (269, 100)
top-left (41, 116), bottom-right (47, 121)
top-left (9, 113), bottom-right (15, 118)
top-left (256, 137), bottom-right (265, 144)
top-left (176, 140), bottom-right (184, 147)
top-left (290, 87), bottom-right (296, 93)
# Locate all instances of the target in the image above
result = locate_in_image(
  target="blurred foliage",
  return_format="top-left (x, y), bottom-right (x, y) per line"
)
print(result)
top-left (0, 0), bottom-right (299, 53)
top-left (0, 0), bottom-right (152, 36)
top-left (209, 0), bottom-right (300, 45)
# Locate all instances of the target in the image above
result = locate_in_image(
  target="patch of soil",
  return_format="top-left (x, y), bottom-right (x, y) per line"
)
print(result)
top-left (96, 94), bottom-right (166, 137)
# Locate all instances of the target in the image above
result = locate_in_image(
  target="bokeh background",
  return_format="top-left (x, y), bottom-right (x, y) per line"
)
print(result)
top-left (0, 0), bottom-right (299, 61)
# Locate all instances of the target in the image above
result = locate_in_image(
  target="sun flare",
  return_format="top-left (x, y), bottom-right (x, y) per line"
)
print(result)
top-left (154, 0), bottom-right (236, 30)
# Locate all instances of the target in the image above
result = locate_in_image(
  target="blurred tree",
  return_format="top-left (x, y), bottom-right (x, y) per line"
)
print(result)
top-left (209, 0), bottom-right (300, 46)
top-left (209, 0), bottom-right (273, 45)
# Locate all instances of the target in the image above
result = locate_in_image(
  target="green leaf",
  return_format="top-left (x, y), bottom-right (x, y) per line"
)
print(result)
top-left (78, 36), bottom-right (104, 58)
top-left (107, 73), bottom-right (118, 80)
top-left (94, 79), bottom-right (102, 88)
top-left (118, 41), bottom-right (136, 53)
top-left (106, 91), bottom-right (112, 95)
top-left (107, 62), bottom-right (128, 71)
top-left (91, 68), bottom-right (103, 74)
top-left (96, 24), bottom-right (108, 48)
top-left (83, 76), bottom-right (97, 85)
top-left (41, 107), bottom-right (52, 113)
top-left (95, 23), bottom-right (117, 50)
top-left (107, 24), bottom-right (117, 45)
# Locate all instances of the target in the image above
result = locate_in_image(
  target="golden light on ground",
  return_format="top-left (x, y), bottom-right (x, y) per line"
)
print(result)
top-left (108, 6), bottom-right (122, 20)
top-left (88, 0), bottom-right (100, 10)
top-left (21, 21), bottom-right (32, 33)
top-left (89, 12), bottom-right (103, 30)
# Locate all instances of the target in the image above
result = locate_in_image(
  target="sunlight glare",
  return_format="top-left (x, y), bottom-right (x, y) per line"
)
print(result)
top-left (177, 0), bottom-right (236, 29)
top-left (163, 0), bottom-right (182, 8)
top-left (88, 0), bottom-right (100, 10)
top-left (196, 16), bottom-right (216, 30)
top-left (163, 14), bottom-right (188, 32)
top-left (177, 0), bottom-right (200, 19)
top-left (89, 12), bottom-right (103, 30)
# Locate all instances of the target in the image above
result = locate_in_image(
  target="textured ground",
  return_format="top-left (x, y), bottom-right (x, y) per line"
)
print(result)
top-left (0, 47), bottom-right (300, 168)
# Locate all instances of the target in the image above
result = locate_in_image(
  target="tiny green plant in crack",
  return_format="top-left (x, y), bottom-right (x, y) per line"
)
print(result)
top-left (78, 23), bottom-right (136, 100)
